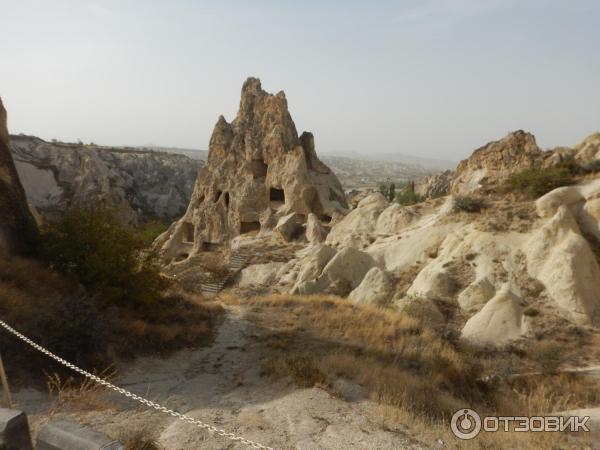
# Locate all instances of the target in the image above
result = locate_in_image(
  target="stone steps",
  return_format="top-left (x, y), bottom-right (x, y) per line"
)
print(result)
top-left (200, 250), bottom-right (250, 294)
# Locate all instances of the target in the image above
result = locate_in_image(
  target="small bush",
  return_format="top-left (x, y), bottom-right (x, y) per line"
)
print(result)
top-left (120, 429), bottom-right (162, 450)
top-left (507, 165), bottom-right (575, 198)
top-left (136, 220), bottom-right (168, 246)
top-left (454, 196), bottom-right (486, 213)
top-left (378, 181), bottom-right (401, 202)
top-left (38, 208), bottom-right (169, 310)
top-left (523, 306), bottom-right (541, 317)
top-left (395, 190), bottom-right (424, 206)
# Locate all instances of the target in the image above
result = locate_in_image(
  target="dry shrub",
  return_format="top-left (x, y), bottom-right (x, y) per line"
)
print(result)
top-left (119, 428), bottom-right (162, 450)
top-left (0, 252), bottom-right (223, 386)
top-left (46, 368), bottom-right (115, 412)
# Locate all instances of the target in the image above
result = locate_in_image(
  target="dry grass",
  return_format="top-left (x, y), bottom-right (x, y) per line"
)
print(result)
top-left (119, 428), bottom-right (163, 450)
top-left (221, 293), bottom-right (596, 449)
top-left (46, 369), bottom-right (115, 412)
top-left (0, 252), bottom-right (224, 385)
top-left (222, 293), bottom-right (487, 420)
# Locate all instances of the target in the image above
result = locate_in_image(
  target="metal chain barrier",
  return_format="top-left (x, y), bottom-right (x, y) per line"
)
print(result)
top-left (0, 319), bottom-right (274, 450)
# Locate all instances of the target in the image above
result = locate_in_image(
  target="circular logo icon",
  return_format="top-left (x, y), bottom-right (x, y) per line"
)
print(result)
top-left (451, 408), bottom-right (482, 440)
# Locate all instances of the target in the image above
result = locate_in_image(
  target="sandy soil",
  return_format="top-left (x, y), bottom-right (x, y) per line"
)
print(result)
top-left (12, 304), bottom-right (428, 450)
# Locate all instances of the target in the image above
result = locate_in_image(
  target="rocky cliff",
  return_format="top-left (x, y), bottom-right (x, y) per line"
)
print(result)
top-left (0, 99), bottom-right (37, 254)
top-left (156, 77), bottom-right (347, 261)
top-left (10, 135), bottom-right (202, 225)
top-left (450, 130), bottom-right (543, 195)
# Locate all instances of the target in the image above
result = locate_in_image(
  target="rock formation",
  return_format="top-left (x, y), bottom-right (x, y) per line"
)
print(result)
top-left (232, 128), bottom-right (600, 347)
top-left (415, 170), bottom-right (453, 198)
top-left (11, 135), bottom-right (200, 225)
top-left (572, 132), bottom-right (600, 164)
top-left (157, 78), bottom-right (347, 261)
top-left (450, 130), bottom-right (543, 195)
top-left (0, 99), bottom-right (37, 254)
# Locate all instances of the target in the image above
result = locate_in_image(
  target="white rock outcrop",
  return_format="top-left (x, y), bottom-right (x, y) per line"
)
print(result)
top-left (461, 287), bottom-right (527, 345)
top-left (349, 267), bottom-right (394, 305)
top-left (458, 277), bottom-right (496, 312)
top-left (237, 262), bottom-right (285, 288)
top-left (306, 213), bottom-right (328, 244)
top-left (326, 193), bottom-right (388, 248)
top-left (526, 206), bottom-right (600, 324)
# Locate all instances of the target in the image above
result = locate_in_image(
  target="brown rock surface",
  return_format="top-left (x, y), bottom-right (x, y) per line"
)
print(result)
top-left (450, 130), bottom-right (543, 195)
top-left (0, 98), bottom-right (37, 254)
top-left (157, 78), bottom-right (347, 261)
top-left (415, 170), bottom-right (453, 198)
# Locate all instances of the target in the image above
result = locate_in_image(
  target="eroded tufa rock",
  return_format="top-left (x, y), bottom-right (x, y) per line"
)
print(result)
top-left (157, 78), bottom-right (347, 261)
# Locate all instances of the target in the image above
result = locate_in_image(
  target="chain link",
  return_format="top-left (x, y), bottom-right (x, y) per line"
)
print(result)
top-left (0, 318), bottom-right (274, 450)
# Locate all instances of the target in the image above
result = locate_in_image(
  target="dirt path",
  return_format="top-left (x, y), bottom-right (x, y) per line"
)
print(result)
top-left (13, 304), bottom-right (427, 450)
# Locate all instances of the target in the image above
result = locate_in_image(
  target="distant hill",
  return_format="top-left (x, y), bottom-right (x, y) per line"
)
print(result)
top-left (140, 145), bottom-right (207, 161)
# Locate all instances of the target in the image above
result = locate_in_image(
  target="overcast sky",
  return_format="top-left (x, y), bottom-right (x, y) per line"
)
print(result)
top-left (1, 0), bottom-right (599, 160)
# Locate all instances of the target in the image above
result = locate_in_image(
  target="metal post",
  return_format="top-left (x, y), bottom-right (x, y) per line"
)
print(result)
top-left (0, 352), bottom-right (13, 409)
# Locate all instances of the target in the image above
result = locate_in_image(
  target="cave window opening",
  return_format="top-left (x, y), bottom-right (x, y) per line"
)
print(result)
top-left (182, 222), bottom-right (194, 243)
top-left (240, 221), bottom-right (261, 234)
top-left (214, 190), bottom-right (222, 203)
top-left (269, 187), bottom-right (285, 208)
top-left (320, 215), bottom-right (332, 224)
top-left (224, 192), bottom-right (230, 208)
top-left (202, 242), bottom-right (222, 252)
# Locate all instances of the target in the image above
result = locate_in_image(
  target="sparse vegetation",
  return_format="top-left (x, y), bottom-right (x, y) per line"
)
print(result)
top-left (38, 208), bottom-right (169, 310)
top-left (507, 163), bottom-right (575, 198)
top-left (0, 210), bottom-right (223, 385)
top-left (120, 429), bottom-right (163, 450)
top-left (395, 189), bottom-right (424, 206)
top-left (454, 196), bottom-right (486, 213)
top-left (218, 293), bottom-right (598, 449)
top-left (378, 181), bottom-right (401, 202)
top-left (223, 294), bottom-right (485, 420)
top-left (137, 219), bottom-right (168, 246)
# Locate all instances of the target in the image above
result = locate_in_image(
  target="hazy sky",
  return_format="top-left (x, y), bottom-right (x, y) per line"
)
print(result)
top-left (1, 0), bottom-right (599, 160)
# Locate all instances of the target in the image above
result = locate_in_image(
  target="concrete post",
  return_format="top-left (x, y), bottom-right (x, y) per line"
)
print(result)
top-left (0, 408), bottom-right (33, 450)
top-left (36, 420), bottom-right (123, 450)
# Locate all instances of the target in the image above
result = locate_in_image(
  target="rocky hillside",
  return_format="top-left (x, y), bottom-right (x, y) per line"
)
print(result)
top-left (0, 100), bottom-right (37, 254)
top-left (10, 135), bottom-right (202, 225)
top-left (223, 129), bottom-right (600, 346)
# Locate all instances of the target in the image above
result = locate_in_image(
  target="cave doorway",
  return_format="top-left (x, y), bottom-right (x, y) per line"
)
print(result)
top-left (182, 222), bottom-right (194, 243)
top-left (240, 221), bottom-right (261, 234)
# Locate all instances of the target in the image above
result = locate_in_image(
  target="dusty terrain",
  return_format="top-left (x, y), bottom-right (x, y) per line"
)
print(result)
top-left (13, 303), bottom-right (430, 450)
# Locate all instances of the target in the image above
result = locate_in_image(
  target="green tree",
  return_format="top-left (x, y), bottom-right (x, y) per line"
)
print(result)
top-left (39, 208), bottom-right (169, 309)
top-left (388, 183), bottom-right (396, 202)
